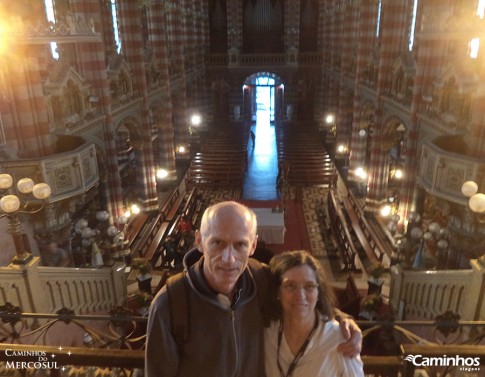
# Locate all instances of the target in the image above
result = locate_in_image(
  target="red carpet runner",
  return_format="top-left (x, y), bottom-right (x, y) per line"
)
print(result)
top-left (238, 199), bottom-right (311, 255)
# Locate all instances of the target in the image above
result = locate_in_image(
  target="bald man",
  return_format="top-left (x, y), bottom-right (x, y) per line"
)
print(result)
top-left (145, 201), bottom-right (361, 377)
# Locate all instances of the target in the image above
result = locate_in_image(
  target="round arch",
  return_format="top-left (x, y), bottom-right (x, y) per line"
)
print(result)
top-left (113, 116), bottom-right (143, 208)
top-left (241, 72), bottom-right (285, 123)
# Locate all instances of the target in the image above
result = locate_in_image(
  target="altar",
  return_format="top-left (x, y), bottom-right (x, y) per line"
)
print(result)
top-left (251, 208), bottom-right (285, 244)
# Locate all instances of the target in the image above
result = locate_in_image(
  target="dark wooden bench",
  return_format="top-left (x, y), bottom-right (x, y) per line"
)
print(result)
top-left (347, 190), bottom-right (392, 263)
top-left (278, 154), bottom-right (329, 162)
top-left (132, 214), bottom-right (163, 257)
top-left (182, 188), bottom-right (204, 226)
top-left (186, 177), bottom-right (243, 188)
top-left (188, 166), bottom-right (246, 175)
top-left (186, 170), bottom-right (243, 187)
top-left (143, 221), bottom-right (171, 265)
top-left (287, 172), bottom-right (337, 186)
top-left (125, 213), bottom-right (149, 250)
top-left (160, 187), bottom-right (185, 222)
top-left (200, 146), bottom-right (247, 154)
top-left (285, 159), bottom-right (333, 166)
top-left (362, 356), bottom-right (402, 377)
top-left (151, 188), bottom-right (205, 269)
top-left (327, 191), bottom-right (360, 271)
top-left (287, 167), bottom-right (336, 175)
top-left (334, 274), bottom-right (362, 319)
top-left (342, 197), bottom-right (380, 265)
top-left (194, 151), bottom-right (247, 159)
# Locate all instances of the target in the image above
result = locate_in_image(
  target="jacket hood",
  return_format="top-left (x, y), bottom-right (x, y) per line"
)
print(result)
top-left (182, 248), bottom-right (257, 310)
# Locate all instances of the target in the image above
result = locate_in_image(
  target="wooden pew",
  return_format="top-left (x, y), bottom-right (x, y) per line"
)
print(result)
top-left (327, 190), bottom-right (360, 271)
top-left (152, 188), bottom-right (204, 269)
top-left (182, 188), bottom-right (203, 226)
top-left (143, 221), bottom-right (171, 265)
top-left (342, 197), bottom-right (380, 265)
top-left (132, 214), bottom-right (163, 258)
top-left (160, 186), bottom-right (185, 222)
top-left (124, 213), bottom-right (149, 251)
top-left (194, 151), bottom-right (246, 159)
top-left (334, 274), bottom-right (362, 319)
top-left (347, 190), bottom-right (392, 263)
top-left (188, 166), bottom-right (245, 174)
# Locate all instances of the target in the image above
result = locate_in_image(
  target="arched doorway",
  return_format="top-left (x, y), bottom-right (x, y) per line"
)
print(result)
top-left (242, 72), bottom-right (284, 124)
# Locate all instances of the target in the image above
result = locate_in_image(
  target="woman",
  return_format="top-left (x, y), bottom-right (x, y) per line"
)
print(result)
top-left (264, 250), bottom-right (364, 377)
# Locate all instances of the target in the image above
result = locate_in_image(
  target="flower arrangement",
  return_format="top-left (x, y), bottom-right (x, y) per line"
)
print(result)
top-left (133, 257), bottom-right (152, 277)
top-left (369, 262), bottom-right (386, 280)
top-left (139, 263), bottom-right (150, 276)
top-left (361, 293), bottom-right (383, 313)
top-left (134, 291), bottom-right (152, 307)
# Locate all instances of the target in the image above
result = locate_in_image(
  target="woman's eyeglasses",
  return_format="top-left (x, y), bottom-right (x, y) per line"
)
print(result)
top-left (281, 281), bottom-right (319, 293)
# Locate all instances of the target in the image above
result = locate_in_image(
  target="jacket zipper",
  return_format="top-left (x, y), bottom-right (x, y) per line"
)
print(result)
top-left (230, 310), bottom-right (239, 377)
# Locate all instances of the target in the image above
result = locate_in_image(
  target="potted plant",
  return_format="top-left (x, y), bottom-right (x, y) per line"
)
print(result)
top-left (367, 262), bottom-right (386, 295)
top-left (134, 291), bottom-right (152, 316)
top-left (123, 291), bottom-right (153, 316)
top-left (136, 263), bottom-right (152, 294)
top-left (359, 293), bottom-right (383, 320)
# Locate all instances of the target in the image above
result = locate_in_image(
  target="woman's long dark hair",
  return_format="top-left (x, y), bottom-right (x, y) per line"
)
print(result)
top-left (269, 250), bottom-right (336, 319)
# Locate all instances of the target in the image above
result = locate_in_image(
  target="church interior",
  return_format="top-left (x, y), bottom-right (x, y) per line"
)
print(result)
top-left (0, 0), bottom-right (484, 375)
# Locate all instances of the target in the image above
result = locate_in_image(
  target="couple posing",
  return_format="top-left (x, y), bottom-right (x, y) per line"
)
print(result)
top-left (146, 201), bottom-right (364, 377)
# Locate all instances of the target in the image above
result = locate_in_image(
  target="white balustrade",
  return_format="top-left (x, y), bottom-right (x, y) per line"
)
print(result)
top-left (0, 258), bottom-right (127, 321)
top-left (390, 259), bottom-right (484, 321)
top-left (39, 263), bottom-right (127, 314)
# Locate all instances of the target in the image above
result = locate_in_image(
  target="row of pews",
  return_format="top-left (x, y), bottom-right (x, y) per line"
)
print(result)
top-left (342, 189), bottom-right (393, 266)
top-left (276, 123), bottom-right (337, 186)
top-left (186, 127), bottom-right (248, 189)
top-left (326, 189), bottom-right (361, 271)
top-left (126, 184), bottom-right (205, 270)
top-left (326, 189), bottom-right (392, 273)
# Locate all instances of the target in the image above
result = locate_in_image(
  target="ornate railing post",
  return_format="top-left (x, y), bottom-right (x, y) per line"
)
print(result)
top-left (465, 259), bottom-right (485, 321)
top-left (0, 257), bottom-right (48, 326)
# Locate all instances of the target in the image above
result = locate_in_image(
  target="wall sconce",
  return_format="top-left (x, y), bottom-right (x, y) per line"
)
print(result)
top-left (389, 167), bottom-right (403, 180)
top-left (461, 180), bottom-right (485, 222)
top-left (336, 144), bottom-right (348, 154)
top-left (354, 167), bottom-right (368, 197)
top-left (0, 174), bottom-right (51, 264)
top-left (380, 204), bottom-right (392, 217)
top-left (177, 145), bottom-right (187, 155)
top-left (354, 167), bottom-right (367, 181)
top-left (325, 113), bottom-right (335, 124)
top-left (190, 114), bottom-right (201, 126)
top-left (129, 204), bottom-right (141, 215)
top-left (156, 168), bottom-right (169, 180)
top-left (336, 144), bottom-right (349, 169)
top-left (380, 195), bottom-right (400, 219)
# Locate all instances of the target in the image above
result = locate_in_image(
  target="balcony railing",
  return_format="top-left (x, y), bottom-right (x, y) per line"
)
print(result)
top-left (206, 52), bottom-right (323, 67)
top-left (0, 258), bottom-right (126, 324)
top-left (0, 309), bottom-right (483, 377)
top-left (390, 260), bottom-right (484, 321)
top-left (0, 256), bottom-right (484, 375)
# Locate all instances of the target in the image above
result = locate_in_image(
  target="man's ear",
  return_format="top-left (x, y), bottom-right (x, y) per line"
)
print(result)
top-left (195, 230), bottom-right (203, 250)
top-left (249, 234), bottom-right (258, 256)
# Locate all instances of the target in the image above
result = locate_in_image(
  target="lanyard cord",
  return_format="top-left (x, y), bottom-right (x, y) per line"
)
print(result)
top-left (276, 313), bottom-right (319, 377)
